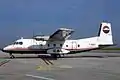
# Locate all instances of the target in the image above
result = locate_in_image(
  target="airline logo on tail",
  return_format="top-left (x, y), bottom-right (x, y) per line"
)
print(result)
top-left (103, 26), bottom-right (110, 34)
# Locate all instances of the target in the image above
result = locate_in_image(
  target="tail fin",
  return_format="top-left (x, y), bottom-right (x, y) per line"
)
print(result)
top-left (98, 22), bottom-right (113, 46)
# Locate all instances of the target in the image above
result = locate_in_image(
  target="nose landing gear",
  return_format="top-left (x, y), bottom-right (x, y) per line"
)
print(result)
top-left (9, 53), bottom-right (15, 59)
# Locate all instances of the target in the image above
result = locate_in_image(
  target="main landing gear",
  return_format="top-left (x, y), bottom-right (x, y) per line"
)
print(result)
top-left (51, 54), bottom-right (61, 59)
top-left (9, 53), bottom-right (15, 59)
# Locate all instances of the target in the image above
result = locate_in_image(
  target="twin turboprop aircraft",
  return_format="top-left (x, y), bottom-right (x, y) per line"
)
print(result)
top-left (1, 22), bottom-right (113, 58)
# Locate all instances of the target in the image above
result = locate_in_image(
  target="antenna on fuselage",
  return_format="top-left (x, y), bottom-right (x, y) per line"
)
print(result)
top-left (21, 37), bottom-right (23, 39)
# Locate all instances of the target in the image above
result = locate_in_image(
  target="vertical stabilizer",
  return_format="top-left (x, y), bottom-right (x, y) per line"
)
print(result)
top-left (98, 22), bottom-right (113, 45)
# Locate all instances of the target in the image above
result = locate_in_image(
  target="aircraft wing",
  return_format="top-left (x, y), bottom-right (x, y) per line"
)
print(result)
top-left (49, 28), bottom-right (74, 41)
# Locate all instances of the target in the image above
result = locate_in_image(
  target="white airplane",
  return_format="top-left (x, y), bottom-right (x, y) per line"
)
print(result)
top-left (1, 22), bottom-right (113, 58)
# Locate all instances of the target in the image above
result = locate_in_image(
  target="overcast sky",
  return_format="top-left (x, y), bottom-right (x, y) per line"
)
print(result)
top-left (0, 0), bottom-right (119, 47)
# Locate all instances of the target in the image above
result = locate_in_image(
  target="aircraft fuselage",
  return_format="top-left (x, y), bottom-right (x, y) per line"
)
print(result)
top-left (2, 37), bottom-right (99, 54)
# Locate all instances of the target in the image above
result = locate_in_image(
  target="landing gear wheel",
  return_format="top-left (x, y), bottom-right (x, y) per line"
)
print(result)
top-left (51, 54), bottom-right (61, 59)
top-left (57, 54), bottom-right (61, 58)
top-left (10, 55), bottom-right (15, 59)
top-left (51, 54), bottom-right (58, 59)
top-left (51, 54), bottom-right (56, 58)
top-left (9, 53), bottom-right (15, 59)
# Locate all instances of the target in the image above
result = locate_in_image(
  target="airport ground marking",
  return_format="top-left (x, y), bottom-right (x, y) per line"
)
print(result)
top-left (26, 74), bottom-right (55, 80)
top-left (58, 65), bottom-right (72, 69)
top-left (36, 65), bottom-right (54, 70)
top-left (36, 64), bottom-right (73, 71)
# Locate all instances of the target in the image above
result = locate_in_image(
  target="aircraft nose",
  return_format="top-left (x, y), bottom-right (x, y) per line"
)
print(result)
top-left (4, 46), bottom-right (11, 50)
top-left (3, 47), bottom-right (7, 51)
top-left (0, 47), bottom-right (7, 52)
top-left (2, 46), bottom-right (10, 52)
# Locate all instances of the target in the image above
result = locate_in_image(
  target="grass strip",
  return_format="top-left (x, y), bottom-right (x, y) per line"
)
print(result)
top-left (0, 59), bottom-right (10, 67)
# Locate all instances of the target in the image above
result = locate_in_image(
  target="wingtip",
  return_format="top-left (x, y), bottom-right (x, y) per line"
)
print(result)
top-left (59, 28), bottom-right (74, 31)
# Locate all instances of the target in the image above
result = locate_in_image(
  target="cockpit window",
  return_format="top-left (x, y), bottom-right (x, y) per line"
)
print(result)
top-left (19, 42), bottom-right (23, 45)
top-left (13, 42), bottom-right (23, 45)
top-left (13, 42), bottom-right (17, 45)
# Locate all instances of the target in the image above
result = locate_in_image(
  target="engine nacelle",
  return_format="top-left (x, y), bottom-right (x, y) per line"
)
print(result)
top-left (47, 48), bottom-right (70, 54)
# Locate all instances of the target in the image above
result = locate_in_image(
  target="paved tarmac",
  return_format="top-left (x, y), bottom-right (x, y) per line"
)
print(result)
top-left (0, 51), bottom-right (120, 80)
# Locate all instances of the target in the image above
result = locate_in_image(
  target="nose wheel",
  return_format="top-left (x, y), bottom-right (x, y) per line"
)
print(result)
top-left (9, 53), bottom-right (15, 59)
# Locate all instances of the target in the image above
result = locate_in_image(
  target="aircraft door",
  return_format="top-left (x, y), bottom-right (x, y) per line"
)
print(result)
top-left (72, 41), bottom-right (77, 50)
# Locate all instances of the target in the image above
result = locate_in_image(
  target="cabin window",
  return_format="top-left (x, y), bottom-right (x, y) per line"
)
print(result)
top-left (60, 44), bottom-right (62, 47)
top-left (53, 49), bottom-right (56, 52)
top-left (78, 44), bottom-right (80, 47)
top-left (66, 45), bottom-right (68, 47)
top-left (48, 44), bottom-right (50, 47)
top-left (53, 44), bottom-right (56, 47)
top-left (57, 49), bottom-right (60, 52)
top-left (40, 44), bottom-right (43, 46)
